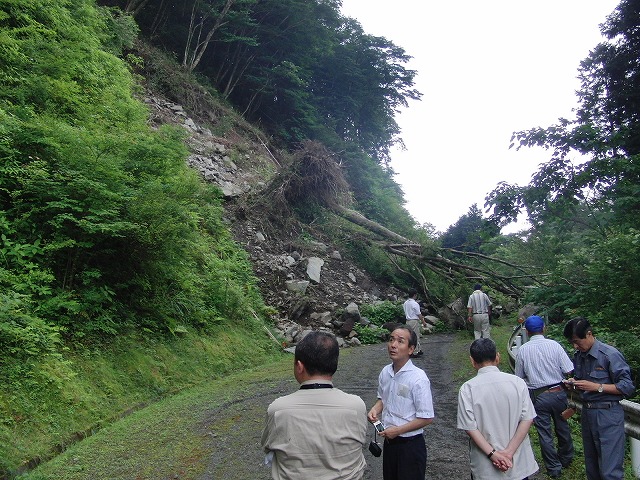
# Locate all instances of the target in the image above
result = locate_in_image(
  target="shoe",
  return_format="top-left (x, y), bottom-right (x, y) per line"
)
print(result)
top-left (548, 471), bottom-right (561, 478)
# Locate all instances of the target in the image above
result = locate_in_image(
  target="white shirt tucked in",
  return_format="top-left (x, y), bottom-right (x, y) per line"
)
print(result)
top-left (377, 360), bottom-right (434, 436)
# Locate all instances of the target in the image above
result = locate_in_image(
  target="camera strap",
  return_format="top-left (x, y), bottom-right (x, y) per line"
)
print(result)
top-left (300, 383), bottom-right (333, 389)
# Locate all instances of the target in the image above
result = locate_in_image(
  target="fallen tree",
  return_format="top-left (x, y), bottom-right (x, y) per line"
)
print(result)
top-left (258, 140), bottom-right (548, 302)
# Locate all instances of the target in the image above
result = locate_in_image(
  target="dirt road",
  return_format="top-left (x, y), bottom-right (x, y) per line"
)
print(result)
top-left (196, 333), bottom-right (473, 479)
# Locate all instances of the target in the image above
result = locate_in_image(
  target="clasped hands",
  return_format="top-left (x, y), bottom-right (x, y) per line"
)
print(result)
top-left (490, 449), bottom-right (513, 472)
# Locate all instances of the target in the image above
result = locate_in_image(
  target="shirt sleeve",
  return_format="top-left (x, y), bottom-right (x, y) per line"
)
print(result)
top-left (556, 344), bottom-right (574, 375)
top-left (456, 383), bottom-right (477, 430)
top-left (608, 349), bottom-right (635, 397)
top-left (514, 351), bottom-right (525, 380)
top-left (413, 374), bottom-right (435, 419)
top-left (261, 410), bottom-right (275, 453)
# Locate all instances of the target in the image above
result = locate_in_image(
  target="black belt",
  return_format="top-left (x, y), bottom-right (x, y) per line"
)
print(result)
top-left (584, 401), bottom-right (619, 409)
top-left (384, 434), bottom-right (422, 445)
top-left (529, 384), bottom-right (563, 397)
top-left (472, 312), bottom-right (486, 315)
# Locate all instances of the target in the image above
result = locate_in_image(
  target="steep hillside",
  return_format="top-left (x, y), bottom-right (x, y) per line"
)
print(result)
top-left (139, 48), bottom-right (406, 340)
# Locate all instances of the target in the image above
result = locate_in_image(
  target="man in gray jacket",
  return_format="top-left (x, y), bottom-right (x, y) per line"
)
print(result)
top-left (261, 331), bottom-right (367, 479)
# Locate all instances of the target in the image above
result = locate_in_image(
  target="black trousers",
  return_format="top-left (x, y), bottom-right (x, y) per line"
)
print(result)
top-left (383, 434), bottom-right (426, 480)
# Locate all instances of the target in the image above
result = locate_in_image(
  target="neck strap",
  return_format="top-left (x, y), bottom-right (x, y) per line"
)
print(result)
top-left (300, 383), bottom-right (333, 390)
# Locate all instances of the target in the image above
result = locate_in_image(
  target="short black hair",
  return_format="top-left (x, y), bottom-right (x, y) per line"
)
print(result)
top-left (469, 338), bottom-right (497, 364)
top-left (474, 283), bottom-right (482, 291)
top-left (407, 288), bottom-right (418, 298)
top-left (391, 325), bottom-right (417, 348)
top-left (563, 317), bottom-right (592, 341)
top-left (295, 331), bottom-right (339, 376)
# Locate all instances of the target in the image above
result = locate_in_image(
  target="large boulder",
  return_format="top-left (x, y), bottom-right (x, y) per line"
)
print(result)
top-left (438, 297), bottom-right (466, 330)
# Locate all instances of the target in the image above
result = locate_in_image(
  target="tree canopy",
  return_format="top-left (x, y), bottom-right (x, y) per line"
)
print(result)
top-left (484, 0), bottom-right (640, 335)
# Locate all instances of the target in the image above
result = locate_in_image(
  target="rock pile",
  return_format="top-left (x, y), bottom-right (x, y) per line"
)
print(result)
top-left (144, 92), bottom-right (445, 348)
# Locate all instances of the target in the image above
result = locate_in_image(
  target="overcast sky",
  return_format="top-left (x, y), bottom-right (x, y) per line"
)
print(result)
top-left (339, 0), bottom-right (619, 233)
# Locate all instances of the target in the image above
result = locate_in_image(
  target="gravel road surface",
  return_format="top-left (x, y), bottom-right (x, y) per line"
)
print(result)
top-left (197, 333), bottom-right (476, 479)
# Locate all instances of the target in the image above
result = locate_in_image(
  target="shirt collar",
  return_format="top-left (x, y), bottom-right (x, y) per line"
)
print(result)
top-left (586, 339), bottom-right (602, 358)
top-left (477, 365), bottom-right (499, 374)
top-left (390, 359), bottom-right (414, 376)
top-left (300, 379), bottom-right (333, 387)
top-left (529, 334), bottom-right (546, 342)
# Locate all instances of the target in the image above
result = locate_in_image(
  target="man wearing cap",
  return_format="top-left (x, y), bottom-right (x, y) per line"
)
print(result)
top-left (466, 284), bottom-right (492, 339)
top-left (515, 316), bottom-right (575, 478)
top-left (563, 317), bottom-right (635, 480)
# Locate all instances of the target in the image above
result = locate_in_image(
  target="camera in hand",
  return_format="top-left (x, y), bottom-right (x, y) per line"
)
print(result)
top-left (373, 420), bottom-right (385, 433)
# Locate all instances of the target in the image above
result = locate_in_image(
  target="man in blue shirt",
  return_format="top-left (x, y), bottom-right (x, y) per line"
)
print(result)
top-left (563, 317), bottom-right (635, 480)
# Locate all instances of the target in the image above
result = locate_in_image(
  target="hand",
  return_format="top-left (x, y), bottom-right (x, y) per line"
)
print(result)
top-left (367, 409), bottom-right (378, 423)
top-left (467, 316), bottom-right (473, 323)
top-left (379, 425), bottom-right (401, 440)
top-left (571, 379), bottom-right (600, 392)
top-left (493, 450), bottom-right (513, 471)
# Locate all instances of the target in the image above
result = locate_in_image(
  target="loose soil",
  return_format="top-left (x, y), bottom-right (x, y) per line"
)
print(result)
top-left (197, 334), bottom-right (476, 480)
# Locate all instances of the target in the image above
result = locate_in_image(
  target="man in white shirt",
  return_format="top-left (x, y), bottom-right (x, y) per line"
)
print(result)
top-left (403, 289), bottom-right (427, 357)
top-left (368, 325), bottom-right (434, 480)
top-left (467, 284), bottom-right (492, 339)
top-left (515, 315), bottom-right (574, 478)
top-left (457, 338), bottom-right (539, 480)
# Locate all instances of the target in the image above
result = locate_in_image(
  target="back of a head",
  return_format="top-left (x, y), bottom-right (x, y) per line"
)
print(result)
top-left (474, 283), bottom-right (482, 291)
top-left (470, 338), bottom-right (496, 364)
top-left (563, 316), bottom-right (591, 341)
top-left (295, 331), bottom-right (339, 376)
top-left (407, 288), bottom-right (418, 298)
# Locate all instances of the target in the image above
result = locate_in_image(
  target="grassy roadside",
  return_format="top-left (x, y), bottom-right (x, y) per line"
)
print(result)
top-left (17, 322), bottom-right (638, 480)
top-left (4, 321), bottom-right (284, 479)
top-left (18, 353), bottom-right (295, 480)
top-left (452, 319), bottom-right (637, 480)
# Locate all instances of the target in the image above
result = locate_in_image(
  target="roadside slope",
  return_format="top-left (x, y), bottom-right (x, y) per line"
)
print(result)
top-left (21, 334), bottom-right (472, 480)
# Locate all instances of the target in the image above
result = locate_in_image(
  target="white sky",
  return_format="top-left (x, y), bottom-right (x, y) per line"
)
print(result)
top-left (340, 0), bottom-right (619, 233)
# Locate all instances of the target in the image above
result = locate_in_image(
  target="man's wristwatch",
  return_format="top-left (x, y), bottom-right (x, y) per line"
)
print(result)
top-left (598, 384), bottom-right (604, 393)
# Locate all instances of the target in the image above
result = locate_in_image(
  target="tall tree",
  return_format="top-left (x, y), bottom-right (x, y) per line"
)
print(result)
top-left (484, 0), bottom-right (640, 331)
top-left (486, 0), bottom-right (640, 231)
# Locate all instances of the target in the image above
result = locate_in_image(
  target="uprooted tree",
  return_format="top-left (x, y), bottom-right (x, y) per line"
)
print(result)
top-left (254, 140), bottom-right (548, 305)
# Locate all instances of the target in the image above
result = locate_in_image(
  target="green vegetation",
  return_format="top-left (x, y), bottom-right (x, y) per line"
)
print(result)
top-left (2, 0), bottom-right (640, 477)
top-left (17, 355), bottom-right (294, 480)
top-left (0, 1), bottom-right (279, 474)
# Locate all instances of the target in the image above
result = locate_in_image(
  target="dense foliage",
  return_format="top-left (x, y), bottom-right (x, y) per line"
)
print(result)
top-left (0, 2), bottom-right (277, 472)
top-left (0, 0), bottom-right (267, 344)
top-left (97, 0), bottom-right (421, 233)
top-left (484, 1), bottom-right (640, 343)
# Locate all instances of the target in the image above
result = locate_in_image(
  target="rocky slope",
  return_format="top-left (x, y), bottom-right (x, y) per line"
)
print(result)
top-left (144, 91), bottom-right (408, 345)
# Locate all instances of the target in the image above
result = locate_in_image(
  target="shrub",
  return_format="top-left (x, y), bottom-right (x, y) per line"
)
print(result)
top-left (360, 301), bottom-right (403, 326)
